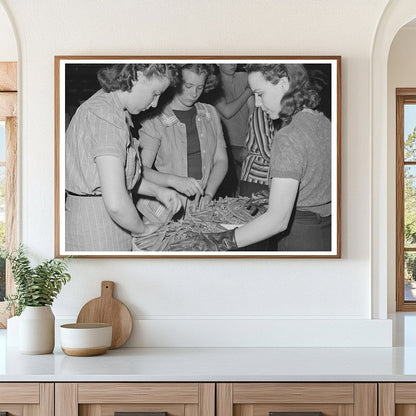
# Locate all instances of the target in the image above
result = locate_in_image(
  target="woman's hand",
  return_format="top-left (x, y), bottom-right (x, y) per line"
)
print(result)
top-left (170, 176), bottom-right (204, 197)
top-left (187, 192), bottom-right (212, 213)
top-left (155, 186), bottom-right (182, 216)
top-left (198, 193), bottom-right (213, 210)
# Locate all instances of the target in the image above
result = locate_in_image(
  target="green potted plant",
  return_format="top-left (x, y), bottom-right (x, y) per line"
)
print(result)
top-left (3, 245), bottom-right (71, 354)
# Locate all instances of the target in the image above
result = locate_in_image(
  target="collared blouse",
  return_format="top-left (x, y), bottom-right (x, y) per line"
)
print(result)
top-left (138, 102), bottom-right (226, 190)
top-left (66, 89), bottom-right (141, 195)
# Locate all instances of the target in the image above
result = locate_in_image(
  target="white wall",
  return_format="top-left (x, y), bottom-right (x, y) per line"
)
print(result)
top-left (0, 0), bottom-right (394, 347)
top-left (0, 2), bottom-right (16, 61)
top-left (387, 26), bottom-right (416, 312)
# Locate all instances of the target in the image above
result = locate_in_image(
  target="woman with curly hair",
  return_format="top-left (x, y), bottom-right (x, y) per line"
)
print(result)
top-left (138, 63), bottom-right (228, 216)
top-left (170, 63), bottom-right (331, 252)
top-left (65, 63), bottom-right (182, 251)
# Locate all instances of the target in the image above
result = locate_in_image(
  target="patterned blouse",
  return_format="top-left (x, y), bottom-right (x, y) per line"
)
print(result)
top-left (241, 107), bottom-right (275, 185)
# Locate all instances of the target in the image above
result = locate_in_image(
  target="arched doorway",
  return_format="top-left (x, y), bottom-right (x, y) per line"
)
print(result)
top-left (371, 0), bottom-right (416, 318)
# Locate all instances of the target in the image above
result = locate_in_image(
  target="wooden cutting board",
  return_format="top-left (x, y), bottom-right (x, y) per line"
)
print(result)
top-left (76, 281), bottom-right (133, 349)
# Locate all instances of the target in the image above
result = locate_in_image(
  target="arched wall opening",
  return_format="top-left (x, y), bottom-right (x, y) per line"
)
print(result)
top-left (371, 0), bottom-right (416, 319)
top-left (387, 18), bottom-right (416, 313)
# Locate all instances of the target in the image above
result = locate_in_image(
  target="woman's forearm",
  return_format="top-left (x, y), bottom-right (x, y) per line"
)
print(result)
top-left (96, 155), bottom-right (146, 235)
top-left (234, 177), bottom-right (299, 247)
top-left (204, 158), bottom-right (228, 197)
top-left (234, 210), bottom-right (287, 247)
top-left (141, 166), bottom-right (172, 188)
top-left (104, 190), bottom-right (146, 235)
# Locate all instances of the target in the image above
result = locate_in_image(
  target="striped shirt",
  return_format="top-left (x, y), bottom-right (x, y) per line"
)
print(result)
top-left (241, 107), bottom-right (274, 185)
top-left (65, 89), bottom-right (141, 251)
top-left (66, 89), bottom-right (141, 195)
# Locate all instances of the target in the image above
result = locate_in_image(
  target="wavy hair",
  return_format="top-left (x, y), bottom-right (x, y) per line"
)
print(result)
top-left (175, 64), bottom-right (217, 93)
top-left (246, 64), bottom-right (321, 124)
top-left (97, 63), bottom-right (180, 93)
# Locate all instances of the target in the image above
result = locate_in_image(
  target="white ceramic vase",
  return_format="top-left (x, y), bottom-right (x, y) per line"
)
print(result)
top-left (6, 315), bottom-right (20, 347)
top-left (19, 305), bottom-right (55, 354)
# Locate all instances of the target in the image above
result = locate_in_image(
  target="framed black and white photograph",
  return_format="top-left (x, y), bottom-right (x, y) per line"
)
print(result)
top-left (55, 56), bottom-right (341, 258)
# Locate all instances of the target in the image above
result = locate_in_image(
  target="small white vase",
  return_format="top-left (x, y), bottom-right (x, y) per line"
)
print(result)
top-left (6, 315), bottom-right (20, 347)
top-left (19, 305), bottom-right (55, 354)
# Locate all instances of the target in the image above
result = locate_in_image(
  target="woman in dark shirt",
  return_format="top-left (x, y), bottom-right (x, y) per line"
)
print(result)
top-left (138, 64), bottom-right (228, 217)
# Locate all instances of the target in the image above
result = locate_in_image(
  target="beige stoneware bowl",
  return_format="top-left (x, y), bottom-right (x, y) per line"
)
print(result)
top-left (60, 323), bottom-right (112, 356)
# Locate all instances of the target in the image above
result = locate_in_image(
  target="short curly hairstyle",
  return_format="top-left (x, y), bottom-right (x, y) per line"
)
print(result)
top-left (246, 64), bottom-right (321, 124)
top-left (97, 63), bottom-right (180, 93)
top-left (174, 64), bottom-right (216, 93)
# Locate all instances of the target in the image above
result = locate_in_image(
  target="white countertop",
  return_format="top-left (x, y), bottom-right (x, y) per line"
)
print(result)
top-left (2, 313), bottom-right (416, 382)
top-left (2, 339), bottom-right (416, 382)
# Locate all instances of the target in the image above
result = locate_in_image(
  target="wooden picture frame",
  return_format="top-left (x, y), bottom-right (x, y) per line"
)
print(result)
top-left (55, 56), bottom-right (341, 258)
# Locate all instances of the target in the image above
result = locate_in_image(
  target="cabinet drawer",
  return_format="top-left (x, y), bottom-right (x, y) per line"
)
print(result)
top-left (218, 383), bottom-right (376, 416)
top-left (379, 383), bottom-right (416, 415)
top-left (0, 383), bottom-right (53, 416)
top-left (56, 383), bottom-right (215, 416)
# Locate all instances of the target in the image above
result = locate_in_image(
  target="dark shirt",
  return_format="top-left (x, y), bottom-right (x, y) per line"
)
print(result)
top-left (173, 106), bottom-right (202, 179)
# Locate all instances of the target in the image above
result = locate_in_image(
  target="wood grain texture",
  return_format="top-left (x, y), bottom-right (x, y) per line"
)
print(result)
top-left (62, 346), bottom-right (109, 357)
top-left (232, 383), bottom-right (354, 404)
top-left (0, 404), bottom-right (24, 415)
top-left (76, 281), bottom-right (133, 348)
top-left (217, 384), bottom-right (233, 416)
top-left (199, 384), bottom-right (215, 416)
top-left (353, 383), bottom-right (377, 416)
top-left (0, 62), bottom-right (17, 91)
top-left (396, 89), bottom-right (416, 97)
top-left (0, 383), bottom-right (39, 403)
top-left (5, 116), bottom-right (17, 296)
top-left (79, 404), bottom-right (101, 416)
top-left (379, 383), bottom-right (395, 416)
top-left (39, 383), bottom-right (54, 416)
top-left (253, 403), bottom-right (337, 416)
top-left (396, 404), bottom-right (416, 416)
top-left (100, 402), bottom-right (185, 416)
top-left (238, 404), bottom-right (254, 416)
top-left (185, 403), bottom-right (199, 416)
top-left (0, 116), bottom-right (17, 327)
top-left (0, 92), bottom-right (16, 120)
top-left (337, 404), bottom-right (354, 416)
top-left (395, 383), bottom-right (416, 403)
top-left (55, 383), bottom-right (78, 416)
top-left (78, 383), bottom-right (199, 404)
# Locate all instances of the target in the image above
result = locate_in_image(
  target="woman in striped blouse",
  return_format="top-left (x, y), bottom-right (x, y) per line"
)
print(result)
top-left (239, 106), bottom-right (276, 197)
top-left (65, 64), bottom-right (182, 252)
